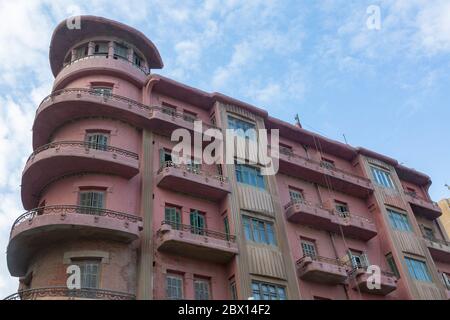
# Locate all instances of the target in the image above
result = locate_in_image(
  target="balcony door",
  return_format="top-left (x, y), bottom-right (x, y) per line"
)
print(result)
top-left (190, 210), bottom-right (205, 235)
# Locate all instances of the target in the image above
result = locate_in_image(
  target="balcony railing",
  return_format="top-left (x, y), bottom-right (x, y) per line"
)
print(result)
top-left (11, 205), bottom-right (141, 235)
top-left (272, 145), bottom-right (371, 184)
top-left (157, 161), bottom-right (228, 183)
top-left (296, 255), bottom-right (344, 267)
top-left (283, 199), bottom-right (315, 211)
top-left (335, 210), bottom-right (374, 224)
top-left (423, 235), bottom-right (450, 246)
top-left (37, 88), bottom-right (221, 131)
top-left (62, 53), bottom-right (150, 75)
top-left (404, 191), bottom-right (439, 207)
top-left (160, 220), bottom-right (235, 242)
top-left (27, 140), bottom-right (139, 162)
top-left (4, 287), bottom-right (135, 300)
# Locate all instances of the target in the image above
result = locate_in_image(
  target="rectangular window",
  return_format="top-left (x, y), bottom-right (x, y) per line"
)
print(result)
top-left (75, 44), bottom-right (88, 59)
top-left (92, 86), bottom-right (112, 97)
top-left (387, 209), bottom-right (412, 232)
top-left (93, 42), bottom-right (109, 56)
top-left (160, 149), bottom-right (173, 167)
top-left (442, 273), bottom-right (450, 290)
top-left (251, 281), bottom-right (286, 300)
top-left (114, 43), bottom-right (128, 59)
top-left (223, 216), bottom-right (230, 241)
top-left (335, 200), bottom-right (349, 217)
top-left (165, 206), bottom-right (181, 229)
top-left (289, 188), bottom-right (304, 203)
top-left (371, 166), bottom-right (395, 189)
top-left (320, 158), bottom-right (335, 170)
top-left (161, 102), bottom-right (177, 116)
top-left (190, 210), bottom-right (206, 235)
top-left (228, 116), bottom-right (256, 140)
top-left (235, 164), bottom-right (265, 189)
top-left (242, 216), bottom-right (276, 246)
top-left (279, 143), bottom-right (293, 155)
top-left (301, 239), bottom-right (317, 258)
top-left (166, 274), bottom-right (183, 299)
top-left (422, 226), bottom-right (434, 240)
top-left (386, 253), bottom-right (400, 278)
top-left (350, 251), bottom-right (369, 269)
top-left (79, 191), bottom-right (105, 214)
top-left (229, 280), bottom-right (238, 300)
top-left (405, 257), bottom-right (432, 282)
top-left (85, 132), bottom-right (109, 151)
top-left (75, 260), bottom-right (100, 289)
top-left (133, 53), bottom-right (142, 67)
top-left (194, 278), bottom-right (210, 300)
top-left (182, 110), bottom-right (197, 123)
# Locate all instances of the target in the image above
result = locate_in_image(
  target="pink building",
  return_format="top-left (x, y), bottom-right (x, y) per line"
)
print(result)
top-left (5, 15), bottom-right (450, 300)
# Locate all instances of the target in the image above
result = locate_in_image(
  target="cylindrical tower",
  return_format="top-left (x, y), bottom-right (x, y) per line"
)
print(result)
top-left (6, 16), bottom-right (164, 300)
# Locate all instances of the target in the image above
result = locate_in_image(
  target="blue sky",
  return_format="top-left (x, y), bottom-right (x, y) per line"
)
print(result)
top-left (0, 0), bottom-right (449, 296)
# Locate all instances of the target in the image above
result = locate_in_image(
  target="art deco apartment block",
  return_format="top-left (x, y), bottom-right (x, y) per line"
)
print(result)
top-left (5, 16), bottom-right (450, 300)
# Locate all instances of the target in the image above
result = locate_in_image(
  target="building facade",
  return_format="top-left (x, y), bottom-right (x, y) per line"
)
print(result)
top-left (439, 199), bottom-right (450, 239)
top-left (5, 16), bottom-right (450, 300)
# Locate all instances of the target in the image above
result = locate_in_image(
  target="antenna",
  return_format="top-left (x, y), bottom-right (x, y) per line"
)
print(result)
top-left (342, 134), bottom-right (348, 144)
top-left (294, 114), bottom-right (302, 128)
top-left (445, 184), bottom-right (450, 191)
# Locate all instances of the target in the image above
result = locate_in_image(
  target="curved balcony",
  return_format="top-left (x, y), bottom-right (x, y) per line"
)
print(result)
top-left (54, 54), bottom-right (149, 90)
top-left (156, 221), bottom-right (238, 263)
top-left (4, 287), bottom-right (135, 300)
top-left (284, 200), bottom-right (377, 241)
top-left (296, 255), bottom-right (348, 285)
top-left (7, 205), bottom-right (142, 277)
top-left (156, 161), bottom-right (231, 201)
top-left (33, 88), bottom-right (221, 149)
top-left (22, 141), bottom-right (139, 210)
top-left (404, 191), bottom-right (442, 219)
top-left (275, 148), bottom-right (374, 198)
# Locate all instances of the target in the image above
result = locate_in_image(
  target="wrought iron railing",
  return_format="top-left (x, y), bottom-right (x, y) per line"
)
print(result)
top-left (270, 145), bottom-right (372, 185)
top-left (11, 205), bottom-right (141, 234)
top-left (157, 161), bottom-right (229, 183)
top-left (62, 53), bottom-right (150, 74)
top-left (4, 287), bottom-right (135, 300)
top-left (160, 220), bottom-right (236, 242)
top-left (296, 254), bottom-right (344, 267)
top-left (27, 140), bottom-right (139, 162)
top-left (37, 88), bottom-right (221, 131)
top-left (423, 234), bottom-right (450, 247)
top-left (334, 210), bottom-right (374, 224)
top-left (283, 199), bottom-right (314, 211)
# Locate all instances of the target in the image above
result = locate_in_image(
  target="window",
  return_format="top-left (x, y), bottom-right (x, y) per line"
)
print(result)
top-left (186, 158), bottom-right (201, 174)
top-left (228, 116), bottom-right (256, 140)
top-left (242, 216), bottom-right (276, 246)
top-left (422, 226), bottom-right (434, 240)
top-left (74, 44), bottom-right (88, 59)
top-left (289, 188), bottom-right (304, 203)
top-left (371, 166), bottom-right (395, 189)
top-left (406, 187), bottom-right (417, 197)
top-left (133, 53), bottom-right (142, 67)
top-left (350, 251), bottom-right (369, 269)
top-left (320, 158), bottom-right (335, 170)
top-left (235, 164), bottom-right (265, 189)
top-left (85, 132), bottom-right (109, 151)
top-left (335, 200), bottom-right (349, 217)
top-left (386, 253), bottom-right (400, 278)
top-left (194, 278), bottom-right (210, 300)
top-left (79, 190), bottom-right (105, 214)
top-left (301, 239), bottom-right (317, 258)
top-left (92, 86), bottom-right (112, 97)
top-left (183, 110), bottom-right (197, 123)
top-left (229, 280), bottom-right (238, 300)
top-left (442, 273), bottom-right (450, 290)
top-left (165, 206), bottom-right (181, 229)
top-left (387, 209), bottom-right (412, 232)
top-left (166, 274), bottom-right (183, 299)
top-left (224, 216), bottom-right (230, 241)
top-left (75, 260), bottom-right (100, 289)
top-left (93, 42), bottom-right (108, 56)
top-left (114, 43), bottom-right (128, 59)
top-left (251, 281), bottom-right (286, 300)
top-left (159, 149), bottom-right (173, 167)
top-left (190, 210), bottom-right (206, 235)
top-left (405, 257), bottom-right (432, 282)
top-left (161, 102), bottom-right (177, 116)
top-left (279, 143), bottom-right (293, 155)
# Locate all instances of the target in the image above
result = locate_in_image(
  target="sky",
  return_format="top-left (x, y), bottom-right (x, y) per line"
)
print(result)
top-left (0, 0), bottom-right (449, 297)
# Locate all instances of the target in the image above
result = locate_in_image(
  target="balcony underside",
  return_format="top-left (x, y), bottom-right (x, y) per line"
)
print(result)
top-left (156, 166), bottom-right (231, 201)
top-left (352, 271), bottom-right (397, 296)
top-left (408, 201), bottom-right (442, 220)
top-left (33, 91), bottom-right (218, 149)
top-left (278, 157), bottom-right (373, 198)
top-left (8, 213), bottom-right (140, 277)
top-left (297, 258), bottom-right (348, 285)
top-left (156, 227), bottom-right (237, 264)
top-left (285, 203), bottom-right (377, 241)
top-left (424, 239), bottom-right (450, 263)
top-left (21, 146), bottom-right (139, 210)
